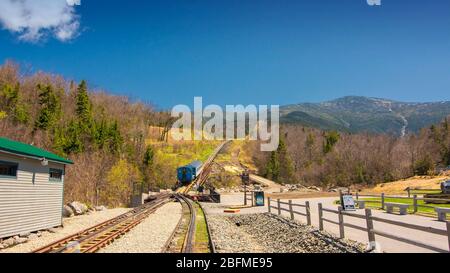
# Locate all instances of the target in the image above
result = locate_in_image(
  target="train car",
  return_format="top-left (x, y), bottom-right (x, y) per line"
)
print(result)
top-left (177, 160), bottom-right (203, 184)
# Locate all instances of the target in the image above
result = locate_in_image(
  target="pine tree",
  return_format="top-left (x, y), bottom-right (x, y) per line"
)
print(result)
top-left (1, 83), bottom-right (29, 124)
top-left (323, 131), bottom-right (340, 154)
top-left (75, 80), bottom-right (93, 131)
top-left (34, 84), bottom-right (61, 131)
top-left (108, 121), bottom-right (123, 154)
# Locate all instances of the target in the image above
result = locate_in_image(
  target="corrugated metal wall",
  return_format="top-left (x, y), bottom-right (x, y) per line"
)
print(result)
top-left (0, 153), bottom-right (64, 239)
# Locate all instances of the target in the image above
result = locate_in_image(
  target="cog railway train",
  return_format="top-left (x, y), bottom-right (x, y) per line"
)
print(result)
top-left (177, 160), bottom-right (203, 185)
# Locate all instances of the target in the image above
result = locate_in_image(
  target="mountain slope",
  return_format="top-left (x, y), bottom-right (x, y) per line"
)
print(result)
top-left (281, 96), bottom-right (450, 135)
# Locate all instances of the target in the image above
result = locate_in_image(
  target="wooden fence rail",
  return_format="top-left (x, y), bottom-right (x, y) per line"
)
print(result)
top-left (317, 203), bottom-right (450, 253)
top-left (355, 192), bottom-right (450, 214)
top-left (267, 198), bottom-right (311, 225)
top-left (267, 197), bottom-right (450, 252)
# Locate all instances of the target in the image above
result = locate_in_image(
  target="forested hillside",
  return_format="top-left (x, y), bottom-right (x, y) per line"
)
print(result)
top-left (0, 61), bottom-right (174, 207)
top-left (253, 120), bottom-right (450, 189)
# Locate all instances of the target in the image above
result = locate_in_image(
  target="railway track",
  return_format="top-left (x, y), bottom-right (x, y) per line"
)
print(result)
top-left (32, 193), bottom-right (172, 253)
top-left (163, 194), bottom-right (197, 253)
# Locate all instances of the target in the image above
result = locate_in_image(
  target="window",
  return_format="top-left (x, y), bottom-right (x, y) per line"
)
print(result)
top-left (49, 168), bottom-right (63, 182)
top-left (0, 161), bottom-right (18, 178)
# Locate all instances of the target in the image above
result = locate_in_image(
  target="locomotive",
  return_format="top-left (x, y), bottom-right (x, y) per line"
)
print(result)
top-left (177, 160), bottom-right (203, 185)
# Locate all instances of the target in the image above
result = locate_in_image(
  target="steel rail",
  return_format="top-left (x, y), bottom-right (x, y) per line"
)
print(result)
top-left (32, 193), bottom-right (172, 253)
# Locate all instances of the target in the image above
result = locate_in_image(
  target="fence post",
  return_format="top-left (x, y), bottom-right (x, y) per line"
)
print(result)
top-left (305, 201), bottom-right (311, 226)
top-left (413, 195), bottom-right (418, 214)
top-left (356, 192), bottom-right (359, 201)
top-left (318, 203), bottom-right (324, 231)
top-left (268, 197), bottom-right (271, 213)
top-left (407, 187), bottom-right (411, 198)
top-left (338, 206), bottom-right (345, 239)
top-left (289, 200), bottom-right (294, 220)
top-left (365, 209), bottom-right (376, 243)
top-left (381, 193), bottom-right (385, 210)
top-left (244, 186), bottom-right (247, 206)
top-left (447, 221), bottom-right (450, 252)
top-left (277, 199), bottom-right (281, 215)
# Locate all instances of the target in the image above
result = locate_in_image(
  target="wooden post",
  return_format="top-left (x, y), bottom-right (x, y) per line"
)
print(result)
top-left (407, 187), bottom-right (411, 198)
top-left (305, 201), bottom-right (311, 226)
top-left (318, 203), bottom-right (324, 231)
top-left (244, 185), bottom-right (247, 206)
top-left (289, 200), bottom-right (294, 220)
top-left (250, 191), bottom-right (254, 207)
top-left (356, 192), bottom-right (359, 201)
top-left (447, 221), bottom-right (450, 252)
top-left (365, 209), bottom-right (376, 243)
top-left (381, 193), bottom-right (385, 210)
top-left (268, 197), bottom-right (271, 213)
top-left (413, 195), bottom-right (418, 214)
top-left (338, 206), bottom-right (345, 239)
top-left (277, 199), bottom-right (281, 215)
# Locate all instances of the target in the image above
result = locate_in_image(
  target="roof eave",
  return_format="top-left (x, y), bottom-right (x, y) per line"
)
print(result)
top-left (0, 149), bottom-right (73, 165)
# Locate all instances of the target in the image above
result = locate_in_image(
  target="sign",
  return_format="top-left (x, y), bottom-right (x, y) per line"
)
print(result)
top-left (254, 191), bottom-right (265, 206)
top-left (241, 171), bottom-right (250, 185)
top-left (341, 194), bottom-right (356, 211)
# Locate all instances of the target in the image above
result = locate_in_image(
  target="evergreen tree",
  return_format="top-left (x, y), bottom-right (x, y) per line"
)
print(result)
top-left (34, 84), bottom-right (61, 131)
top-left (1, 83), bottom-right (29, 124)
top-left (323, 131), bottom-right (340, 154)
top-left (108, 121), bottom-right (123, 154)
top-left (143, 145), bottom-right (154, 166)
top-left (75, 80), bottom-right (93, 131)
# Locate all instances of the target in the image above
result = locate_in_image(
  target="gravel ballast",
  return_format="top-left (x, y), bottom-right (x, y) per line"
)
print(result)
top-left (208, 213), bottom-right (365, 253)
top-left (99, 201), bottom-right (182, 253)
top-left (0, 208), bottom-right (130, 253)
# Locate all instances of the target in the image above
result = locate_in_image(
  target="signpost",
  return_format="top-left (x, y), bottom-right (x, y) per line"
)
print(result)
top-left (340, 192), bottom-right (356, 211)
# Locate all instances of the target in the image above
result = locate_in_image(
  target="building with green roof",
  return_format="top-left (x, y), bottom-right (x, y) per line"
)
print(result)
top-left (0, 137), bottom-right (73, 239)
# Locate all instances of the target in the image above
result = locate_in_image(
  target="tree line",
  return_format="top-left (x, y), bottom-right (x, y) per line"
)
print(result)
top-left (254, 118), bottom-right (450, 189)
top-left (0, 61), bottom-right (169, 207)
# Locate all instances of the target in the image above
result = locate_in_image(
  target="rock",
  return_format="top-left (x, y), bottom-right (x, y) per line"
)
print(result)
top-left (0, 243), bottom-right (5, 249)
top-left (2, 238), bottom-right (15, 247)
top-left (95, 206), bottom-right (107, 211)
top-left (63, 205), bottom-right (74, 217)
top-left (19, 232), bottom-right (31, 237)
top-left (14, 237), bottom-right (28, 244)
top-left (48, 228), bottom-right (58, 233)
top-left (307, 186), bottom-right (321, 191)
top-left (28, 233), bottom-right (38, 240)
top-left (68, 201), bottom-right (88, 215)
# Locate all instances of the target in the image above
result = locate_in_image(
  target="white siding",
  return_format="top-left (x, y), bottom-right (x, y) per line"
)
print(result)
top-left (0, 153), bottom-right (64, 238)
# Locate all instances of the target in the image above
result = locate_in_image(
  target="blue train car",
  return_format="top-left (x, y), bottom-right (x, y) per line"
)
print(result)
top-left (177, 160), bottom-right (203, 184)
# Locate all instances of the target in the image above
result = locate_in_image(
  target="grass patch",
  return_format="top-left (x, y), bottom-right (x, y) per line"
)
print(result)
top-left (194, 203), bottom-right (210, 253)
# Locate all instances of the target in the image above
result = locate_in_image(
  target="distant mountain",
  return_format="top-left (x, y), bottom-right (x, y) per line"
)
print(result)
top-left (280, 96), bottom-right (450, 136)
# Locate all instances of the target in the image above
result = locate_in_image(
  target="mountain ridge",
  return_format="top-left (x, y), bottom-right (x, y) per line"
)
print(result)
top-left (280, 96), bottom-right (450, 135)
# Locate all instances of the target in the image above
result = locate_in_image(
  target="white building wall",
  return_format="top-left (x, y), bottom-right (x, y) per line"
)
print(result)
top-left (0, 153), bottom-right (64, 238)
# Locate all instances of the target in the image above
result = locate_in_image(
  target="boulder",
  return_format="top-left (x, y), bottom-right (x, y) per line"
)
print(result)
top-left (95, 206), bottom-right (107, 211)
top-left (19, 232), bottom-right (31, 237)
top-left (63, 205), bottom-right (74, 217)
top-left (308, 186), bottom-right (321, 192)
top-left (68, 201), bottom-right (88, 215)
top-left (14, 237), bottom-right (28, 244)
top-left (3, 238), bottom-right (15, 247)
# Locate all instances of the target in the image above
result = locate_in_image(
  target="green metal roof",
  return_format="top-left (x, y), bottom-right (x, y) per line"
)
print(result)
top-left (0, 137), bottom-right (73, 165)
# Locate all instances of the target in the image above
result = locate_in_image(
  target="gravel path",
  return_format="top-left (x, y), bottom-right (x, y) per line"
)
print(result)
top-left (0, 208), bottom-right (130, 253)
top-left (99, 202), bottom-right (182, 253)
top-left (208, 213), bottom-right (365, 253)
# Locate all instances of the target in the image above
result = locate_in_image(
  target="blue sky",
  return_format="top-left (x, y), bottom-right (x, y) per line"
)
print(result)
top-left (1, 0), bottom-right (450, 109)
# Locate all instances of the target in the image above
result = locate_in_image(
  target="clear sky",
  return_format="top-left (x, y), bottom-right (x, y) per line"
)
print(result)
top-left (0, 0), bottom-right (450, 109)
